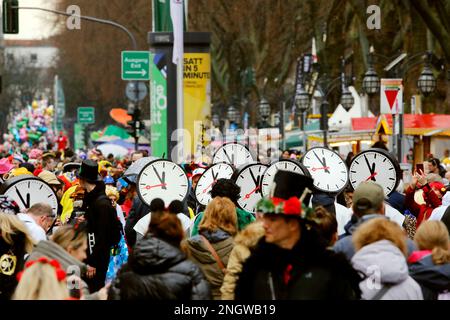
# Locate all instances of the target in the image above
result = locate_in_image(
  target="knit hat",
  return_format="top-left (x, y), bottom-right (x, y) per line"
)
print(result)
top-left (28, 149), bottom-right (43, 160)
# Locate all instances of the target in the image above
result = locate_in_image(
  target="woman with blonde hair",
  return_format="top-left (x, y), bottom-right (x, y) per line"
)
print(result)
top-left (351, 217), bottom-right (423, 300)
top-left (186, 197), bottom-right (237, 299)
top-left (13, 257), bottom-right (69, 300)
top-left (408, 220), bottom-right (450, 299)
top-left (0, 198), bottom-right (35, 300)
top-left (27, 223), bottom-right (108, 300)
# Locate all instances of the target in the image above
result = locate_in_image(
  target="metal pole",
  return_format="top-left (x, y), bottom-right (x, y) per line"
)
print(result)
top-left (15, 6), bottom-right (138, 50)
top-left (321, 101), bottom-right (328, 148)
top-left (392, 113), bottom-right (397, 156)
top-left (302, 110), bottom-right (307, 154)
top-left (398, 112), bottom-right (403, 162)
top-left (281, 101), bottom-right (286, 151)
top-left (176, 59), bottom-right (184, 163)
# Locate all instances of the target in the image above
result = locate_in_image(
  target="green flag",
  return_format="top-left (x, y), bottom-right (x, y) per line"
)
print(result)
top-left (153, 0), bottom-right (187, 32)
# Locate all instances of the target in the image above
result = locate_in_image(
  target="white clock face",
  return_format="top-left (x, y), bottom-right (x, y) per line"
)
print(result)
top-left (213, 143), bottom-right (253, 168)
top-left (261, 160), bottom-right (309, 197)
top-left (302, 147), bottom-right (349, 193)
top-left (349, 150), bottom-right (399, 196)
top-left (137, 160), bottom-right (189, 207)
top-left (3, 179), bottom-right (59, 215)
top-left (235, 164), bottom-right (268, 213)
top-left (195, 163), bottom-right (235, 206)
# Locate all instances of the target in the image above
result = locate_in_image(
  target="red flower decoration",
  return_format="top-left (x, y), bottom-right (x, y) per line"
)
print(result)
top-left (271, 197), bottom-right (285, 206)
top-left (283, 197), bottom-right (301, 215)
top-left (17, 257), bottom-right (66, 282)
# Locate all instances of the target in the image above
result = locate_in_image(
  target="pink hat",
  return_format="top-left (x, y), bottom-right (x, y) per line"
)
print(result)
top-left (0, 158), bottom-right (14, 175)
top-left (29, 148), bottom-right (43, 160)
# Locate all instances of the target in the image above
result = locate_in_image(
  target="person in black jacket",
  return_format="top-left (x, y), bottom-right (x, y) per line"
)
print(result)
top-left (235, 170), bottom-right (361, 300)
top-left (108, 210), bottom-right (211, 300)
top-left (78, 160), bottom-right (121, 292)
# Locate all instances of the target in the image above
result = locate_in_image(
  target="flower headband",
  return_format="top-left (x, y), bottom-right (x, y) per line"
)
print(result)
top-left (17, 257), bottom-right (66, 282)
top-left (256, 196), bottom-right (314, 219)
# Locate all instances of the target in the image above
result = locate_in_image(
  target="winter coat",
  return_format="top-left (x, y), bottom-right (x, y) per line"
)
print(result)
top-left (333, 214), bottom-right (417, 261)
top-left (186, 229), bottom-right (234, 300)
top-left (220, 221), bottom-right (265, 300)
top-left (108, 235), bottom-right (210, 300)
top-left (235, 223), bottom-right (362, 300)
top-left (352, 240), bottom-right (423, 300)
top-left (27, 240), bottom-right (100, 300)
top-left (83, 182), bottom-right (120, 292)
top-left (191, 207), bottom-right (255, 237)
top-left (0, 231), bottom-right (29, 300)
top-left (405, 184), bottom-right (441, 227)
top-left (408, 250), bottom-right (450, 300)
top-left (124, 196), bottom-right (150, 249)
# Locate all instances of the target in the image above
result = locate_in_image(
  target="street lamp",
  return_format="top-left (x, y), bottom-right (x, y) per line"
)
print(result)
top-left (227, 105), bottom-right (240, 124)
top-left (417, 65), bottom-right (436, 97)
top-left (362, 66), bottom-right (380, 95)
top-left (340, 87), bottom-right (355, 111)
top-left (258, 98), bottom-right (271, 127)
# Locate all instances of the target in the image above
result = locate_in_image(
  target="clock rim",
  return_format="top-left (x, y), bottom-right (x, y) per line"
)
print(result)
top-left (194, 162), bottom-right (235, 205)
top-left (260, 159), bottom-right (311, 197)
top-left (136, 159), bottom-right (189, 207)
top-left (233, 162), bottom-right (269, 211)
top-left (0, 175), bottom-right (59, 215)
top-left (348, 148), bottom-right (401, 196)
top-left (301, 146), bottom-right (349, 194)
top-left (212, 142), bottom-right (255, 166)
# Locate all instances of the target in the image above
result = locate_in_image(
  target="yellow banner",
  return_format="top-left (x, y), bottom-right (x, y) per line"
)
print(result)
top-left (183, 53), bottom-right (211, 157)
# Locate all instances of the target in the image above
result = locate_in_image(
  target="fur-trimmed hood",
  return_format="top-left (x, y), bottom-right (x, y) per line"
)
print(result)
top-left (233, 220), bottom-right (265, 249)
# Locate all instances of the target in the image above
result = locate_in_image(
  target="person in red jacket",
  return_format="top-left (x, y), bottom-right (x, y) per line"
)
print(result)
top-left (405, 170), bottom-right (443, 227)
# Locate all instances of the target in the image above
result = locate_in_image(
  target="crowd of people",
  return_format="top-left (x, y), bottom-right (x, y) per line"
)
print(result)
top-left (1, 137), bottom-right (450, 301)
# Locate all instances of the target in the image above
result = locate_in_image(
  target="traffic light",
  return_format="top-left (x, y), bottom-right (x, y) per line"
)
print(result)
top-left (126, 120), bottom-right (136, 137)
top-left (3, 0), bottom-right (19, 34)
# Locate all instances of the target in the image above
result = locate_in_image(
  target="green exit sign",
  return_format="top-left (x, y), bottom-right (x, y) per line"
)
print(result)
top-left (122, 51), bottom-right (150, 80)
top-left (77, 107), bottom-right (95, 124)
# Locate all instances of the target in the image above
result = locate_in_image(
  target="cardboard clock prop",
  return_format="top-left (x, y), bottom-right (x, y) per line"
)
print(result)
top-left (0, 175), bottom-right (59, 216)
top-left (260, 159), bottom-right (311, 197)
top-left (302, 147), bottom-right (349, 194)
top-left (212, 142), bottom-right (254, 168)
top-left (195, 162), bottom-right (235, 206)
top-left (137, 159), bottom-right (189, 207)
top-left (233, 163), bottom-right (268, 213)
top-left (349, 148), bottom-right (401, 196)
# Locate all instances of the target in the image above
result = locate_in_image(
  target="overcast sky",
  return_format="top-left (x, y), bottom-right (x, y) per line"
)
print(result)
top-left (4, 0), bottom-right (58, 40)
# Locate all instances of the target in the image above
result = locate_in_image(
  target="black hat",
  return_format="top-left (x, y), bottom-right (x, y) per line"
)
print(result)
top-left (272, 170), bottom-right (314, 199)
top-left (256, 170), bottom-right (314, 217)
top-left (63, 162), bottom-right (81, 173)
top-left (77, 160), bottom-right (102, 183)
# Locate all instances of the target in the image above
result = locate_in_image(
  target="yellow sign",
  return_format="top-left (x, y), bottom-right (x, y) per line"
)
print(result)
top-left (183, 53), bottom-right (211, 156)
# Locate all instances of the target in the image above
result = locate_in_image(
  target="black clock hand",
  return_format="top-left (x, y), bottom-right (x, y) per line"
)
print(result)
top-left (223, 149), bottom-right (234, 164)
top-left (15, 187), bottom-right (29, 208)
top-left (249, 169), bottom-right (259, 187)
top-left (153, 167), bottom-right (167, 190)
top-left (322, 157), bottom-right (331, 174)
top-left (364, 155), bottom-right (374, 175)
top-left (370, 163), bottom-right (377, 181)
top-left (313, 152), bottom-right (325, 167)
top-left (211, 169), bottom-right (219, 181)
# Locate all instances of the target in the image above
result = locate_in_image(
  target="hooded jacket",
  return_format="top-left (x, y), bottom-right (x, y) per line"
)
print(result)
top-left (334, 214), bottom-right (417, 261)
top-left (352, 240), bottom-right (423, 300)
top-left (220, 221), bottom-right (265, 300)
top-left (27, 240), bottom-right (100, 300)
top-left (108, 235), bottom-right (210, 300)
top-left (235, 223), bottom-right (362, 300)
top-left (186, 229), bottom-right (234, 299)
top-left (408, 251), bottom-right (450, 300)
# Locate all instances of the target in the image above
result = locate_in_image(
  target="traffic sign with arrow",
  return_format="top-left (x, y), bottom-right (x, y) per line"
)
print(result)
top-left (122, 51), bottom-right (150, 81)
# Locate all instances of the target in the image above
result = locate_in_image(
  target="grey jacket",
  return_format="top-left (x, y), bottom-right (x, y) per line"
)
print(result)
top-left (351, 240), bottom-right (423, 300)
top-left (28, 240), bottom-right (100, 300)
top-left (333, 214), bottom-right (416, 260)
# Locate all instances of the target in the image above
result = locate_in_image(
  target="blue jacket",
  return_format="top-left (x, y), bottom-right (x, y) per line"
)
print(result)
top-left (409, 253), bottom-right (450, 300)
